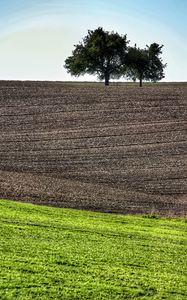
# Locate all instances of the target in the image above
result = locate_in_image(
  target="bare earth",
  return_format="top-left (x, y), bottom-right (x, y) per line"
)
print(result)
top-left (0, 81), bottom-right (186, 215)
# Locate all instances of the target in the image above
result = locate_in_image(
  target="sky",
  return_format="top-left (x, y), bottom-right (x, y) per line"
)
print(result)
top-left (0, 0), bottom-right (187, 82)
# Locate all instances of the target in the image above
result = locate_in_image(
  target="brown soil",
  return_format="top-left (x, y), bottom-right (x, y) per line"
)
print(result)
top-left (0, 81), bottom-right (186, 215)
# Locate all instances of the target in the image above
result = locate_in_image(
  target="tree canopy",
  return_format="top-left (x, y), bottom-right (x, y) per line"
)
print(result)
top-left (64, 27), bottom-right (166, 86)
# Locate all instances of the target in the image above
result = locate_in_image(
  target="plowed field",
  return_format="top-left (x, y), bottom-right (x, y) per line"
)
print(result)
top-left (0, 81), bottom-right (186, 215)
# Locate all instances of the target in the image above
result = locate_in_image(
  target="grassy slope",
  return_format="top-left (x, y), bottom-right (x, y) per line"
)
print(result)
top-left (0, 199), bottom-right (186, 300)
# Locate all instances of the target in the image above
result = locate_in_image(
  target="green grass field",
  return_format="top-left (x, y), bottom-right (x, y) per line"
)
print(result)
top-left (0, 199), bottom-right (186, 299)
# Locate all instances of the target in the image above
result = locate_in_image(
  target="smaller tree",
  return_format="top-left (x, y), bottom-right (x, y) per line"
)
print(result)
top-left (64, 27), bottom-right (129, 86)
top-left (126, 45), bottom-right (149, 87)
top-left (126, 43), bottom-right (166, 87)
top-left (147, 43), bottom-right (167, 82)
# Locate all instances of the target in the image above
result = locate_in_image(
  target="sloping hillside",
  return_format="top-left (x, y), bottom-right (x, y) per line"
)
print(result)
top-left (0, 81), bottom-right (186, 215)
top-left (1, 199), bottom-right (186, 299)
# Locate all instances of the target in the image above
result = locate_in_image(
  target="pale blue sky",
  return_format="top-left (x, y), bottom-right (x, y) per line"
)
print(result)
top-left (0, 0), bottom-right (186, 81)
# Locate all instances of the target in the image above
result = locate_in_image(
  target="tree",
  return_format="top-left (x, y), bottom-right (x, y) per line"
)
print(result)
top-left (147, 43), bottom-right (167, 82)
top-left (64, 27), bottom-right (129, 86)
top-left (126, 45), bottom-right (149, 87)
top-left (126, 43), bottom-right (166, 87)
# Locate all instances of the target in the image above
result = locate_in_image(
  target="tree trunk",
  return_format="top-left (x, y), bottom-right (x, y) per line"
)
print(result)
top-left (139, 77), bottom-right (143, 87)
top-left (105, 72), bottom-right (110, 86)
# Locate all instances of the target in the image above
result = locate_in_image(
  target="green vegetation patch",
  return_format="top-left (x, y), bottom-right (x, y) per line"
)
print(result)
top-left (0, 199), bottom-right (186, 299)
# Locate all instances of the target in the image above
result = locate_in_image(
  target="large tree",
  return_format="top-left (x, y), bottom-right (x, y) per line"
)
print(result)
top-left (126, 43), bottom-right (166, 87)
top-left (64, 27), bottom-right (129, 86)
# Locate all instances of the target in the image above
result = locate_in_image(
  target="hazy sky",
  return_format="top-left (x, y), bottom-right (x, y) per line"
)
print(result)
top-left (0, 0), bottom-right (187, 82)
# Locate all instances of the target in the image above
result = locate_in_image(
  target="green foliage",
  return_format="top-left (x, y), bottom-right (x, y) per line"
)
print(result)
top-left (64, 27), bottom-right (129, 86)
top-left (0, 199), bottom-right (186, 299)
